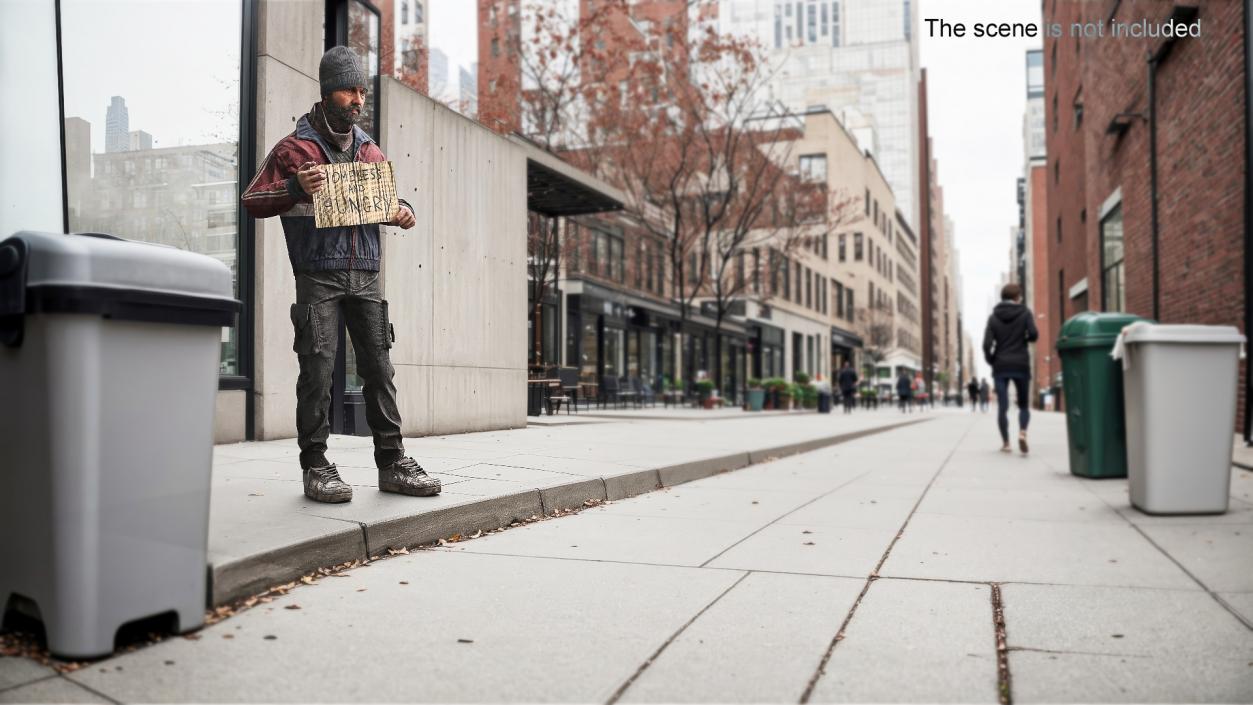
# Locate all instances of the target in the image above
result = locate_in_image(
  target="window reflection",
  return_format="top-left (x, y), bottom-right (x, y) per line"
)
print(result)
top-left (60, 0), bottom-right (242, 375)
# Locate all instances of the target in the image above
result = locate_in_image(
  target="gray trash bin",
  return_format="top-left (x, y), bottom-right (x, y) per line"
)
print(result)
top-left (1117, 323), bottom-right (1246, 515)
top-left (0, 231), bottom-right (239, 658)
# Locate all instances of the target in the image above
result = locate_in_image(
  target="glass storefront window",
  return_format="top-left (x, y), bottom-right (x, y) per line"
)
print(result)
top-left (641, 331), bottom-right (657, 387)
top-left (604, 327), bottom-right (625, 378)
top-left (627, 330), bottom-right (640, 378)
top-left (580, 320), bottom-right (598, 384)
top-left (61, 0), bottom-right (243, 375)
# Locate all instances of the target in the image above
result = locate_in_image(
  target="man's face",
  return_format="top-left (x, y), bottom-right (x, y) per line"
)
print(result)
top-left (324, 86), bottom-right (366, 126)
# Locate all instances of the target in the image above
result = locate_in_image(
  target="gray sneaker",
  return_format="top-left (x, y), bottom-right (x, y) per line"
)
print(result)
top-left (303, 464), bottom-right (353, 503)
top-left (379, 457), bottom-right (441, 497)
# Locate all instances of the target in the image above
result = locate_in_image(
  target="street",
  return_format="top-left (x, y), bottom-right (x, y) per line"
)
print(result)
top-left (2, 410), bottom-right (1250, 703)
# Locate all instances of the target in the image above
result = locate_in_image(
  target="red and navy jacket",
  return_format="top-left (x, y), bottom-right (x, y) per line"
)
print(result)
top-left (241, 109), bottom-right (413, 273)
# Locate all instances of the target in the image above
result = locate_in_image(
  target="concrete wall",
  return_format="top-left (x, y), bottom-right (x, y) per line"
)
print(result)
top-left (379, 77), bottom-right (527, 436)
top-left (238, 1), bottom-right (527, 441)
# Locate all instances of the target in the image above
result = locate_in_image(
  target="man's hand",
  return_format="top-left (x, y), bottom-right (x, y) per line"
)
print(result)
top-left (296, 162), bottom-right (325, 195)
top-left (390, 205), bottom-right (416, 230)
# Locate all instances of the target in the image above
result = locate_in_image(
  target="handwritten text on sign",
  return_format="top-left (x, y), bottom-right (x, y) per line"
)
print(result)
top-left (312, 161), bottom-right (400, 229)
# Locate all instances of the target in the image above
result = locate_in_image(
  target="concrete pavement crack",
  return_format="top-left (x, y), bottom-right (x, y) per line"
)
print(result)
top-left (798, 417), bottom-right (975, 704)
top-left (991, 583), bottom-right (1012, 705)
top-left (604, 572), bottom-right (751, 705)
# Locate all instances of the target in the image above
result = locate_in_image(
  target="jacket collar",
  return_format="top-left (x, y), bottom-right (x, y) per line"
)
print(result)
top-left (294, 110), bottom-right (374, 160)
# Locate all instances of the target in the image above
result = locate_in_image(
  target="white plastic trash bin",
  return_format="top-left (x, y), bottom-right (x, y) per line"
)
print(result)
top-left (0, 231), bottom-right (239, 659)
top-left (1117, 323), bottom-right (1246, 515)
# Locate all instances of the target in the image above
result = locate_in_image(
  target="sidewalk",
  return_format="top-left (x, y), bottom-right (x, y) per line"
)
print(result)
top-left (208, 407), bottom-right (930, 605)
top-left (4, 409), bottom-right (1250, 703)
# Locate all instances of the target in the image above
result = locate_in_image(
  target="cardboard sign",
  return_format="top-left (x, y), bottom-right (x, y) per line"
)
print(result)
top-left (312, 161), bottom-right (400, 229)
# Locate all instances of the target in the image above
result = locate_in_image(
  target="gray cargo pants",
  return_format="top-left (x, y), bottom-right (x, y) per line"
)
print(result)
top-left (291, 270), bottom-right (403, 461)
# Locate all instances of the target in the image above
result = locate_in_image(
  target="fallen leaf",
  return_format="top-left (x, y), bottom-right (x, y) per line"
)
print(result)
top-left (183, 634), bottom-right (201, 641)
top-left (222, 634), bottom-right (234, 640)
top-left (802, 530), bottom-right (813, 534)
top-left (357, 588), bottom-right (367, 592)
top-left (471, 530), bottom-right (483, 539)
top-left (387, 547), bottom-right (410, 556)
top-left (264, 635), bottom-right (277, 641)
top-left (457, 638), bottom-right (474, 644)
top-left (284, 604), bottom-right (301, 611)
top-left (803, 541), bottom-right (816, 546)
top-left (248, 493), bottom-right (263, 497)
top-left (1111, 634), bottom-right (1124, 639)
top-left (751, 500), bottom-right (759, 505)
top-left (164, 660), bottom-right (175, 666)
top-left (399, 581), bottom-right (409, 585)
top-left (300, 576), bottom-right (314, 585)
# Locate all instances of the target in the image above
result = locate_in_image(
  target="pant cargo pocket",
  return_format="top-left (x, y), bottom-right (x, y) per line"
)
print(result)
top-left (290, 303), bottom-right (321, 355)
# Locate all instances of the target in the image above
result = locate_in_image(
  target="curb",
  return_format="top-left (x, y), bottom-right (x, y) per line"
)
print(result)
top-left (208, 416), bottom-right (932, 606)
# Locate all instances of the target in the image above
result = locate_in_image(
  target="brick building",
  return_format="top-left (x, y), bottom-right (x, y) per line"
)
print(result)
top-left (1042, 0), bottom-right (1249, 430)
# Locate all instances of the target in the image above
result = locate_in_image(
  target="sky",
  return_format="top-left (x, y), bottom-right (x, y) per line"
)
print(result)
top-left (918, 0), bottom-right (1044, 379)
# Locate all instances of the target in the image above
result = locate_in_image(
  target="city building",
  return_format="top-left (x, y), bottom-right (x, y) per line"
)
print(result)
top-left (1042, 0), bottom-right (1249, 431)
top-left (428, 46), bottom-right (449, 101)
top-left (105, 96), bottom-right (128, 153)
top-left (717, 0), bottom-right (922, 230)
top-left (459, 63), bottom-right (477, 118)
top-left (394, 0), bottom-right (429, 93)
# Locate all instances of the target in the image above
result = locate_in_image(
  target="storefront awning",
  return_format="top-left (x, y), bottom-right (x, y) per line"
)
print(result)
top-left (511, 136), bottom-right (626, 217)
top-left (830, 326), bottom-right (863, 349)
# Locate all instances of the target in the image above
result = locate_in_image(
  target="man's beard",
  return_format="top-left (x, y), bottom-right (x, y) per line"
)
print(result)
top-left (323, 101), bottom-right (360, 132)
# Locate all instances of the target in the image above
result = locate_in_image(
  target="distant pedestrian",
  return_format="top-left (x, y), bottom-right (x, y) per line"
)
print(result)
top-left (983, 283), bottom-right (1039, 453)
top-left (979, 379), bottom-right (990, 412)
top-left (838, 360), bottom-right (858, 414)
top-left (896, 371), bottom-right (913, 413)
top-left (967, 379), bottom-right (979, 412)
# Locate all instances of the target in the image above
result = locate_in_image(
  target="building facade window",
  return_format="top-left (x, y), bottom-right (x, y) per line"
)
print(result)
top-left (799, 154), bottom-right (827, 182)
top-left (839, 233), bottom-right (846, 262)
top-left (61, 0), bottom-right (244, 376)
top-left (1100, 203), bottom-right (1125, 312)
top-left (854, 232), bottom-right (863, 260)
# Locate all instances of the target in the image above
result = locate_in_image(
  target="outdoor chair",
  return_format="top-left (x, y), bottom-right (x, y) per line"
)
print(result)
top-left (557, 368), bottom-right (581, 413)
top-left (599, 375), bottom-right (622, 409)
top-left (617, 376), bottom-right (640, 408)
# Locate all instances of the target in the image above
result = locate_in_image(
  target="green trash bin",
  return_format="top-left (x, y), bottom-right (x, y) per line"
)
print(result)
top-left (1056, 312), bottom-right (1150, 478)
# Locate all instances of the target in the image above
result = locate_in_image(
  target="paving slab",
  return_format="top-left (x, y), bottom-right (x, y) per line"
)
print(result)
top-left (881, 513), bottom-right (1198, 589)
top-left (620, 572), bottom-right (862, 703)
top-left (1135, 524), bottom-right (1253, 592)
top-left (809, 578), bottom-right (998, 703)
top-left (1004, 583), bottom-right (1253, 703)
top-left (1010, 651), bottom-right (1253, 703)
top-left (0, 658), bottom-right (54, 692)
top-left (449, 509), bottom-right (762, 568)
top-left (772, 492), bottom-right (917, 532)
top-left (68, 552), bottom-right (742, 703)
top-left (0, 676), bottom-right (107, 704)
top-left (917, 485), bottom-right (1125, 524)
top-left (705, 523), bottom-right (896, 577)
top-left (603, 485), bottom-right (815, 523)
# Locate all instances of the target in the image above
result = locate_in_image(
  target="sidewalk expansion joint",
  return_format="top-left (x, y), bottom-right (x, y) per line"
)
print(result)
top-left (58, 673), bottom-right (123, 705)
top-left (1127, 523), bottom-right (1253, 631)
top-left (991, 583), bottom-right (1012, 705)
top-left (798, 418), bottom-right (973, 704)
top-left (604, 572), bottom-right (751, 705)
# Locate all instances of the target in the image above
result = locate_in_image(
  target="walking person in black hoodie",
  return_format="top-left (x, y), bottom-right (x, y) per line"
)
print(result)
top-left (896, 371), bottom-right (913, 413)
top-left (838, 360), bottom-right (859, 414)
top-left (983, 283), bottom-right (1039, 453)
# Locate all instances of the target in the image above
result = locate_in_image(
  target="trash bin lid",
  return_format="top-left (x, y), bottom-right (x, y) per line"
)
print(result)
top-left (0, 231), bottom-right (239, 336)
top-left (1122, 323), bottom-right (1246, 346)
top-left (1056, 311), bottom-right (1150, 350)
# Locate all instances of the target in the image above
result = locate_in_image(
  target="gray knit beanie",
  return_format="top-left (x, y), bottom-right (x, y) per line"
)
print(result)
top-left (320, 46), bottom-right (367, 95)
